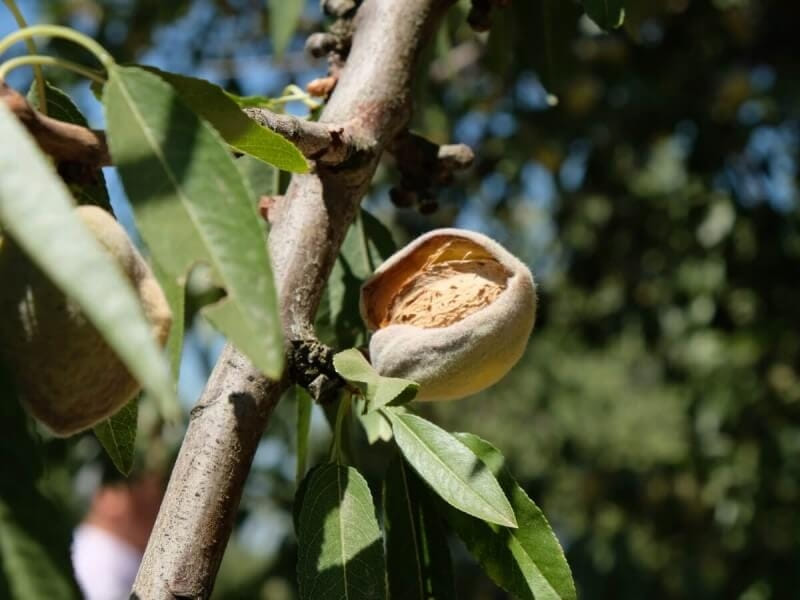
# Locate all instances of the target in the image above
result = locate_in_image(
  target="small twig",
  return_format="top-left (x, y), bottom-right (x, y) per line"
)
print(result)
top-left (2, 80), bottom-right (367, 168)
top-left (244, 108), bottom-right (370, 164)
top-left (387, 129), bottom-right (473, 211)
top-left (1, 82), bottom-right (110, 168)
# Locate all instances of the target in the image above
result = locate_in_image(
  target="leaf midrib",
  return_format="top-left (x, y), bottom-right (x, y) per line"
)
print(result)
top-left (390, 413), bottom-right (512, 526)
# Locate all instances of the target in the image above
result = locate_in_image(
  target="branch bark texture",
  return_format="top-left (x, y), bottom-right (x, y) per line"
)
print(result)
top-left (132, 1), bottom-right (455, 598)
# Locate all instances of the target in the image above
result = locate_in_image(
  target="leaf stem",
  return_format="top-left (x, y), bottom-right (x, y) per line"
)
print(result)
top-left (0, 25), bottom-right (115, 71)
top-left (2, 0), bottom-right (46, 115)
top-left (0, 55), bottom-right (106, 84)
top-left (329, 392), bottom-right (352, 464)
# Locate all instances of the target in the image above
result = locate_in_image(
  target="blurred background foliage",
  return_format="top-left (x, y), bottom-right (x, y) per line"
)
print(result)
top-left (2, 0), bottom-right (799, 598)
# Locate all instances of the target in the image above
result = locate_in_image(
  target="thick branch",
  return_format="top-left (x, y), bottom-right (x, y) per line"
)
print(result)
top-left (132, 1), bottom-right (455, 598)
top-left (0, 82), bottom-right (110, 167)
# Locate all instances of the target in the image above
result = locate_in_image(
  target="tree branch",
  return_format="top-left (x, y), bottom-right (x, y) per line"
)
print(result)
top-left (131, 1), bottom-right (456, 598)
top-left (0, 81), bottom-right (366, 167)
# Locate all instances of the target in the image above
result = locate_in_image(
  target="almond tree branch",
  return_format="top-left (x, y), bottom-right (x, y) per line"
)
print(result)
top-left (0, 81), bottom-right (364, 167)
top-left (131, 1), bottom-right (456, 598)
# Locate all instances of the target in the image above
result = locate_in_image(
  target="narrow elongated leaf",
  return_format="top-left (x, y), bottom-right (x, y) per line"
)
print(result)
top-left (583, 0), bottom-right (625, 30)
top-left (27, 81), bottom-right (112, 211)
top-left (236, 154), bottom-right (278, 198)
top-left (93, 398), bottom-right (138, 476)
top-left (443, 433), bottom-right (576, 600)
top-left (268, 0), bottom-right (304, 58)
top-left (384, 410), bottom-right (517, 528)
top-left (152, 258), bottom-right (185, 380)
top-left (296, 464), bottom-right (387, 600)
top-left (0, 102), bottom-right (174, 414)
top-left (103, 66), bottom-right (284, 378)
top-left (327, 210), bottom-right (397, 347)
top-left (143, 66), bottom-right (307, 173)
top-left (333, 348), bottom-right (418, 411)
top-left (384, 457), bottom-right (456, 600)
top-left (296, 386), bottom-right (312, 482)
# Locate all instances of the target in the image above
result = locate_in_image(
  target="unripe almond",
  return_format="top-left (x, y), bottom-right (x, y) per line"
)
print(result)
top-left (360, 228), bottom-right (536, 401)
top-left (0, 206), bottom-right (172, 436)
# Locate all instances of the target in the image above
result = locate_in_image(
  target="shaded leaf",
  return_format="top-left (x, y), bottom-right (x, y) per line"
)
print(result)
top-left (333, 348), bottom-right (418, 411)
top-left (0, 365), bottom-right (80, 599)
top-left (93, 398), bottom-right (139, 476)
top-left (103, 66), bottom-right (284, 379)
top-left (358, 409), bottom-right (394, 444)
top-left (384, 457), bottom-right (456, 600)
top-left (384, 410), bottom-right (517, 528)
top-left (0, 102), bottom-right (175, 416)
top-left (296, 464), bottom-right (387, 600)
top-left (27, 81), bottom-right (112, 212)
top-left (268, 0), bottom-right (304, 58)
top-left (236, 154), bottom-right (279, 198)
top-left (144, 66), bottom-right (307, 173)
top-left (327, 210), bottom-right (397, 347)
top-left (152, 257), bottom-right (185, 380)
top-left (583, 0), bottom-right (625, 30)
top-left (442, 433), bottom-right (577, 600)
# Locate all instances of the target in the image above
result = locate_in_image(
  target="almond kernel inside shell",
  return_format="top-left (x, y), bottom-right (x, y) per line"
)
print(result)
top-left (363, 235), bottom-right (511, 330)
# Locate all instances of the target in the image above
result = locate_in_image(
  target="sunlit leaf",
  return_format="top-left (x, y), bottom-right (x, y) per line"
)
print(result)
top-left (443, 433), bottom-right (577, 600)
top-left (103, 65), bottom-right (284, 379)
top-left (143, 66), bottom-right (307, 173)
top-left (333, 348), bottom-right (418, 411)
top-left (384, 409), bottom-right (517, 528)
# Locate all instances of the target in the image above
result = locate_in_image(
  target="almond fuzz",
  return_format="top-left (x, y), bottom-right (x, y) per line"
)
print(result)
top-left (360, 228), bottom-right (536, 401)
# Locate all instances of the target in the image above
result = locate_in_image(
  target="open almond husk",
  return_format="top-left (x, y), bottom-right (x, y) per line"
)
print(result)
top-left (360, 228), bottom-right (536, 401)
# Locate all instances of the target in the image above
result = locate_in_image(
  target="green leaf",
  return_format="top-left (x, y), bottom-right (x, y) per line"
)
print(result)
top-left (296, 464), bottom-right (387, 600)
top-left (27, 80), bottom-right (112, 212)
top-left (583, 0), bottom-right (625, 30)
top-left (358, 409), bottom-right (394, 444)
top-left (327, 210), bottom-right (397, 347)
top-left (268, 0), bottom-right (304, 58)
top-left (93, 398), bottom-right (139, 476)
top-left (0, 102), bottom-right (175, 416)
top-left (0, 365), bottom-right (81, 599)
top-left (103, 65), bottom-right (284, 379)
top-left (236, 154), bottom-right (279, 198)
top-left (152, 258), bottom-right (185, 380)
top-left (384, 410), bottom-right (517, 528)
top-left (524, 0), bottom-right (582, 94)
top-left (324, 210), bottom-right (395, 347)
top-left (384, 457), bottom-right (456, 600)
top-left (443, 433), bottom-right (577, 600)
top-left (333, 348), bottom-right (418, 411)
top-left (296, 385), bottom-right (313, 482)
top-left (143, 66), bottom-right (307, 173)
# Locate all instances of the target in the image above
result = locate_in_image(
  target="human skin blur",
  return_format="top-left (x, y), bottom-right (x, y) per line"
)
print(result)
top-left (83, 472), bottom-right (164, 553)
